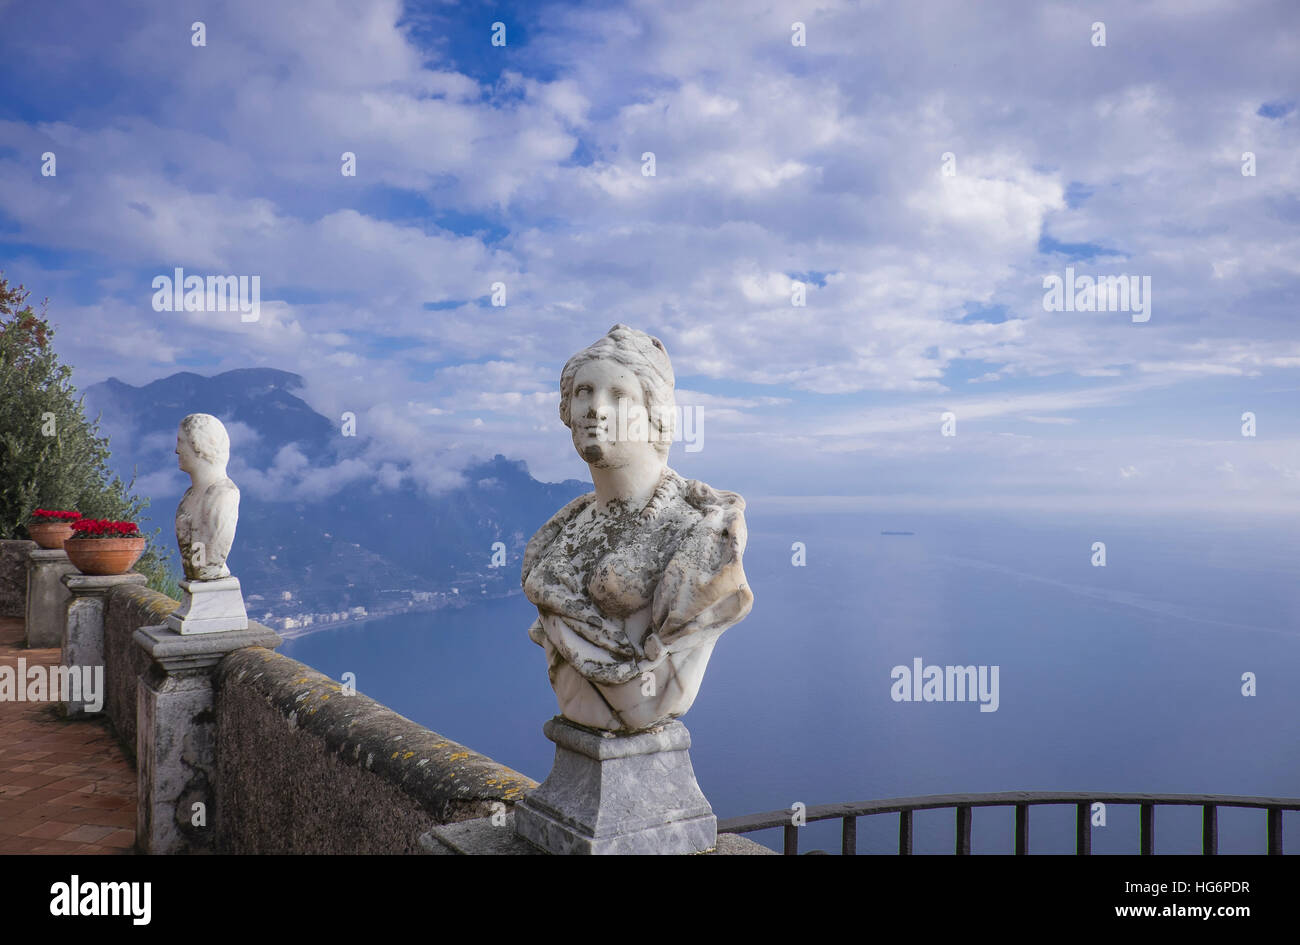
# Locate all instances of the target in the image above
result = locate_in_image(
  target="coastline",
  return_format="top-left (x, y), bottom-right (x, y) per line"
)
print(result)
top-left (275, 589), bottom-right (525, 641)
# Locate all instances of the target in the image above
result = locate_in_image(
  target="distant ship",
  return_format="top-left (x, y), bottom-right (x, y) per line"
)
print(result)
top-left (880, 530), bottom-right (915, 536)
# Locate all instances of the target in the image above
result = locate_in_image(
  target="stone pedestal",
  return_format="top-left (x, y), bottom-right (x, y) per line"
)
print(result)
top-left (26, 549), bottom-right (76, 647)
top-left (423, 811), bottom-right (774, 855)
top-left (165, 577), bottom-right (248, 634)
top-left (512, 716), bottom-right (717, 855)
top-left (62, 572), bottom-right (146, 717)
top-left (134, 622), bottom-right (281, 854)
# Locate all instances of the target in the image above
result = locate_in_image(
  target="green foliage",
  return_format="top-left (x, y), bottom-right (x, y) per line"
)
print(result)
top-left (0, 273), bottom-right (176, 597)
top-left (144, 559), bottom-right (183, 600)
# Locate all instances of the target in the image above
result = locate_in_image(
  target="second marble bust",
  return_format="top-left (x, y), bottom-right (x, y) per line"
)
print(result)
top-left (174, 413), bottom-right (240, 581)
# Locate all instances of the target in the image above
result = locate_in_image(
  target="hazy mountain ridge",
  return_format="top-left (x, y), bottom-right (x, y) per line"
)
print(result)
top-left (83, 368), bottom-right (587, 629)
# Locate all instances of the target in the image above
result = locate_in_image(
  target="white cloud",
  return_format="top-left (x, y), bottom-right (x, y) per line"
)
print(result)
top-left (2, 0), bottom-right (1298, 511)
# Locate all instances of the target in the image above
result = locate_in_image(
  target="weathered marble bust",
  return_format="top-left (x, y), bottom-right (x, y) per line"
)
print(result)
top-left (175, 413), bottom-right (239, 581)
top-left (522, 324), bottom-right (753, 734)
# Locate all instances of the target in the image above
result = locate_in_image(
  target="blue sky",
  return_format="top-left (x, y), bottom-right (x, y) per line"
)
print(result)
top-left (0, 0), bottom-right (1297, 513)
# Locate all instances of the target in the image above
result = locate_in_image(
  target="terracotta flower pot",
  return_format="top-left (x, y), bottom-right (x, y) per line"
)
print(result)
top-left (27, 521), bottom-right (76, 550)
top-left (64, 537), bottom-right (146, 576)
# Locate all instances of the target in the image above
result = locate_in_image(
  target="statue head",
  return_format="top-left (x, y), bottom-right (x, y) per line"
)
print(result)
top-left (559, 324), bottom-right (676, 469)
top-left (176, 413), bottom-right (231, 479)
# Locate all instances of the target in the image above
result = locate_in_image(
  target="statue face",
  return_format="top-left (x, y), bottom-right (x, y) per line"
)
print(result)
top-left (569, 358), bottom-right (656, 469)
top-left (176, 432), bottom-right (199, 475)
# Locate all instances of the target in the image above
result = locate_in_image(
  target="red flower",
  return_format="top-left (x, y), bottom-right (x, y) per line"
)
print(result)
top-left (70, 518), bottom-right (140, 538)
top-left (30, 509), bottom-right (82, 521)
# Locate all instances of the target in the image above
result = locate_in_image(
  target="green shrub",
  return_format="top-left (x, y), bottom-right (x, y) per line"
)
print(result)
top-left (0, 273), bottom-right (178, 598)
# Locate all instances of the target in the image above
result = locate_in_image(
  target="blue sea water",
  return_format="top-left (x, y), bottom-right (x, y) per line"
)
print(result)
top-left (282, 507), bottom-right (1300, 854)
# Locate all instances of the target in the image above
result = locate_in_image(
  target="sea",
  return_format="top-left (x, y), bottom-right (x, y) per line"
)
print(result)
top-left (282, 505), bottom-right (1300, 854)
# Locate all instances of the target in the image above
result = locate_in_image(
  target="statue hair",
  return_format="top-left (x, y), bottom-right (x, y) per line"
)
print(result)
top-left (179, 413), bottom-right (231, 467)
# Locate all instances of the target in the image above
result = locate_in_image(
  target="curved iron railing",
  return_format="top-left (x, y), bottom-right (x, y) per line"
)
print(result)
top-left (717, 791), bottom-right (1300, 855)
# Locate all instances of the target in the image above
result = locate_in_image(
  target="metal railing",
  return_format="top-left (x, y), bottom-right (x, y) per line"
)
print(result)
top-left (718, 792), bottom-right (1300, 855)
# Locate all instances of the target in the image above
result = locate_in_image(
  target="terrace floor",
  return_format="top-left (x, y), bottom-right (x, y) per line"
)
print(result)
top-left (0, 616), bottom-right (136, 854)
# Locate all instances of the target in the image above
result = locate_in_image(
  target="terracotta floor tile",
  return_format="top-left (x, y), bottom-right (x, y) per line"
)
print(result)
top-left (10, 772), bottom-right (63, 789)
top-left (49, 790), bottom-right (97, 806)
top-left (103, 829), bottom-right (136, 848)
top-left (42, 805), bottom-right (95, 825)
top-left (58, 824), bottom-right (116, 843)
top-left (0, 836), bottom-right (43, 853)
top-left (29, 839), bottom-right (87, 854)
top-left (80, 807), bottom-right (135, 829)
top-left (69, 792), bottom-right (123, 810)
top-left (37, 753), bottom-right (84, 766)
top-left (0, 617), bottom-right (135, 855)
top-left (80, 779), bottom-right (133, 795)
top-left (17, 785), bottom-right (69, 803)
top-left (46, 777), bottom-right (96, 792)
top-left (19, 820), bottom-right (79, 840)
top-left (42, 763), bottom-right (90, 777)
top-left (4, 810), bottom-right (55, 832)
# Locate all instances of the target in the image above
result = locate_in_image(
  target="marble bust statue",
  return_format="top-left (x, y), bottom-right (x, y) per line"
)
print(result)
top-left (174, 413), bottom-right (239, 581)
top-left (521, 324), bottom-right (753, 734)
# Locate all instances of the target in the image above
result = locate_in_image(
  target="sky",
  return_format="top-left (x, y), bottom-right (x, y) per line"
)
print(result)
top-left (0, 0), bottom-right (1297, 514)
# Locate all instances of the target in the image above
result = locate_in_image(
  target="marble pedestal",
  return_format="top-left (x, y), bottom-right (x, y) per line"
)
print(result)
top-left (61, 572), bottom-right (147, 717)
top-left (134, 622), bottom-right (281, 854)
top-left (423, 811), bottom-right (774, 855)
top-left (26, 549), bottom-right (75, 647)
top-left (165, 577), bottom-right (248, 634)
top-left (513, 716), bottom-right (717, 855)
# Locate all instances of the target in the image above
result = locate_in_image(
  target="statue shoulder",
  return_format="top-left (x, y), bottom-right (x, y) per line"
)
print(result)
top-left (669, 475), bottom-right (749, 566)
top-left (204, 478), bottom-right (240, 502)
top-left (522, 492), bottom-right (595, 581)
top-left (651, 474), bottom-right (753, 648)
top-left (678, 475), bottom-right (746, 520)
top-left (198, 478), bottom-right (240, 528)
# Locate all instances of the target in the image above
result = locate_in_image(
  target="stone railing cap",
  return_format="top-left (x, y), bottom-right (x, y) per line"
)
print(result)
top-left (28, 548), bottom-right (71, 561)
top-left (63, 572), bottom-right (148, 591)
top-left (135, 622), bottom-right (282, 673)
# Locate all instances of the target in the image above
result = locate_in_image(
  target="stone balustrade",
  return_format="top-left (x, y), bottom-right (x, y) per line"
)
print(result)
top-left (215, 648), bottom-right (534, 853)
top-left (0, 540), bottom-right (538, 854)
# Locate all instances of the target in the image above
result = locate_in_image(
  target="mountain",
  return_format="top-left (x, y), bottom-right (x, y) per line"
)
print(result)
top-left (87, 369), bottom-right (336, 470)
top-left (82, 368), bottom-right (586, 628)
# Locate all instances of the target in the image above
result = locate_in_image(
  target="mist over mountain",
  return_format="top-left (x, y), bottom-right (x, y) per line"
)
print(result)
top-left (83, 368), bottom-right (586, 628)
